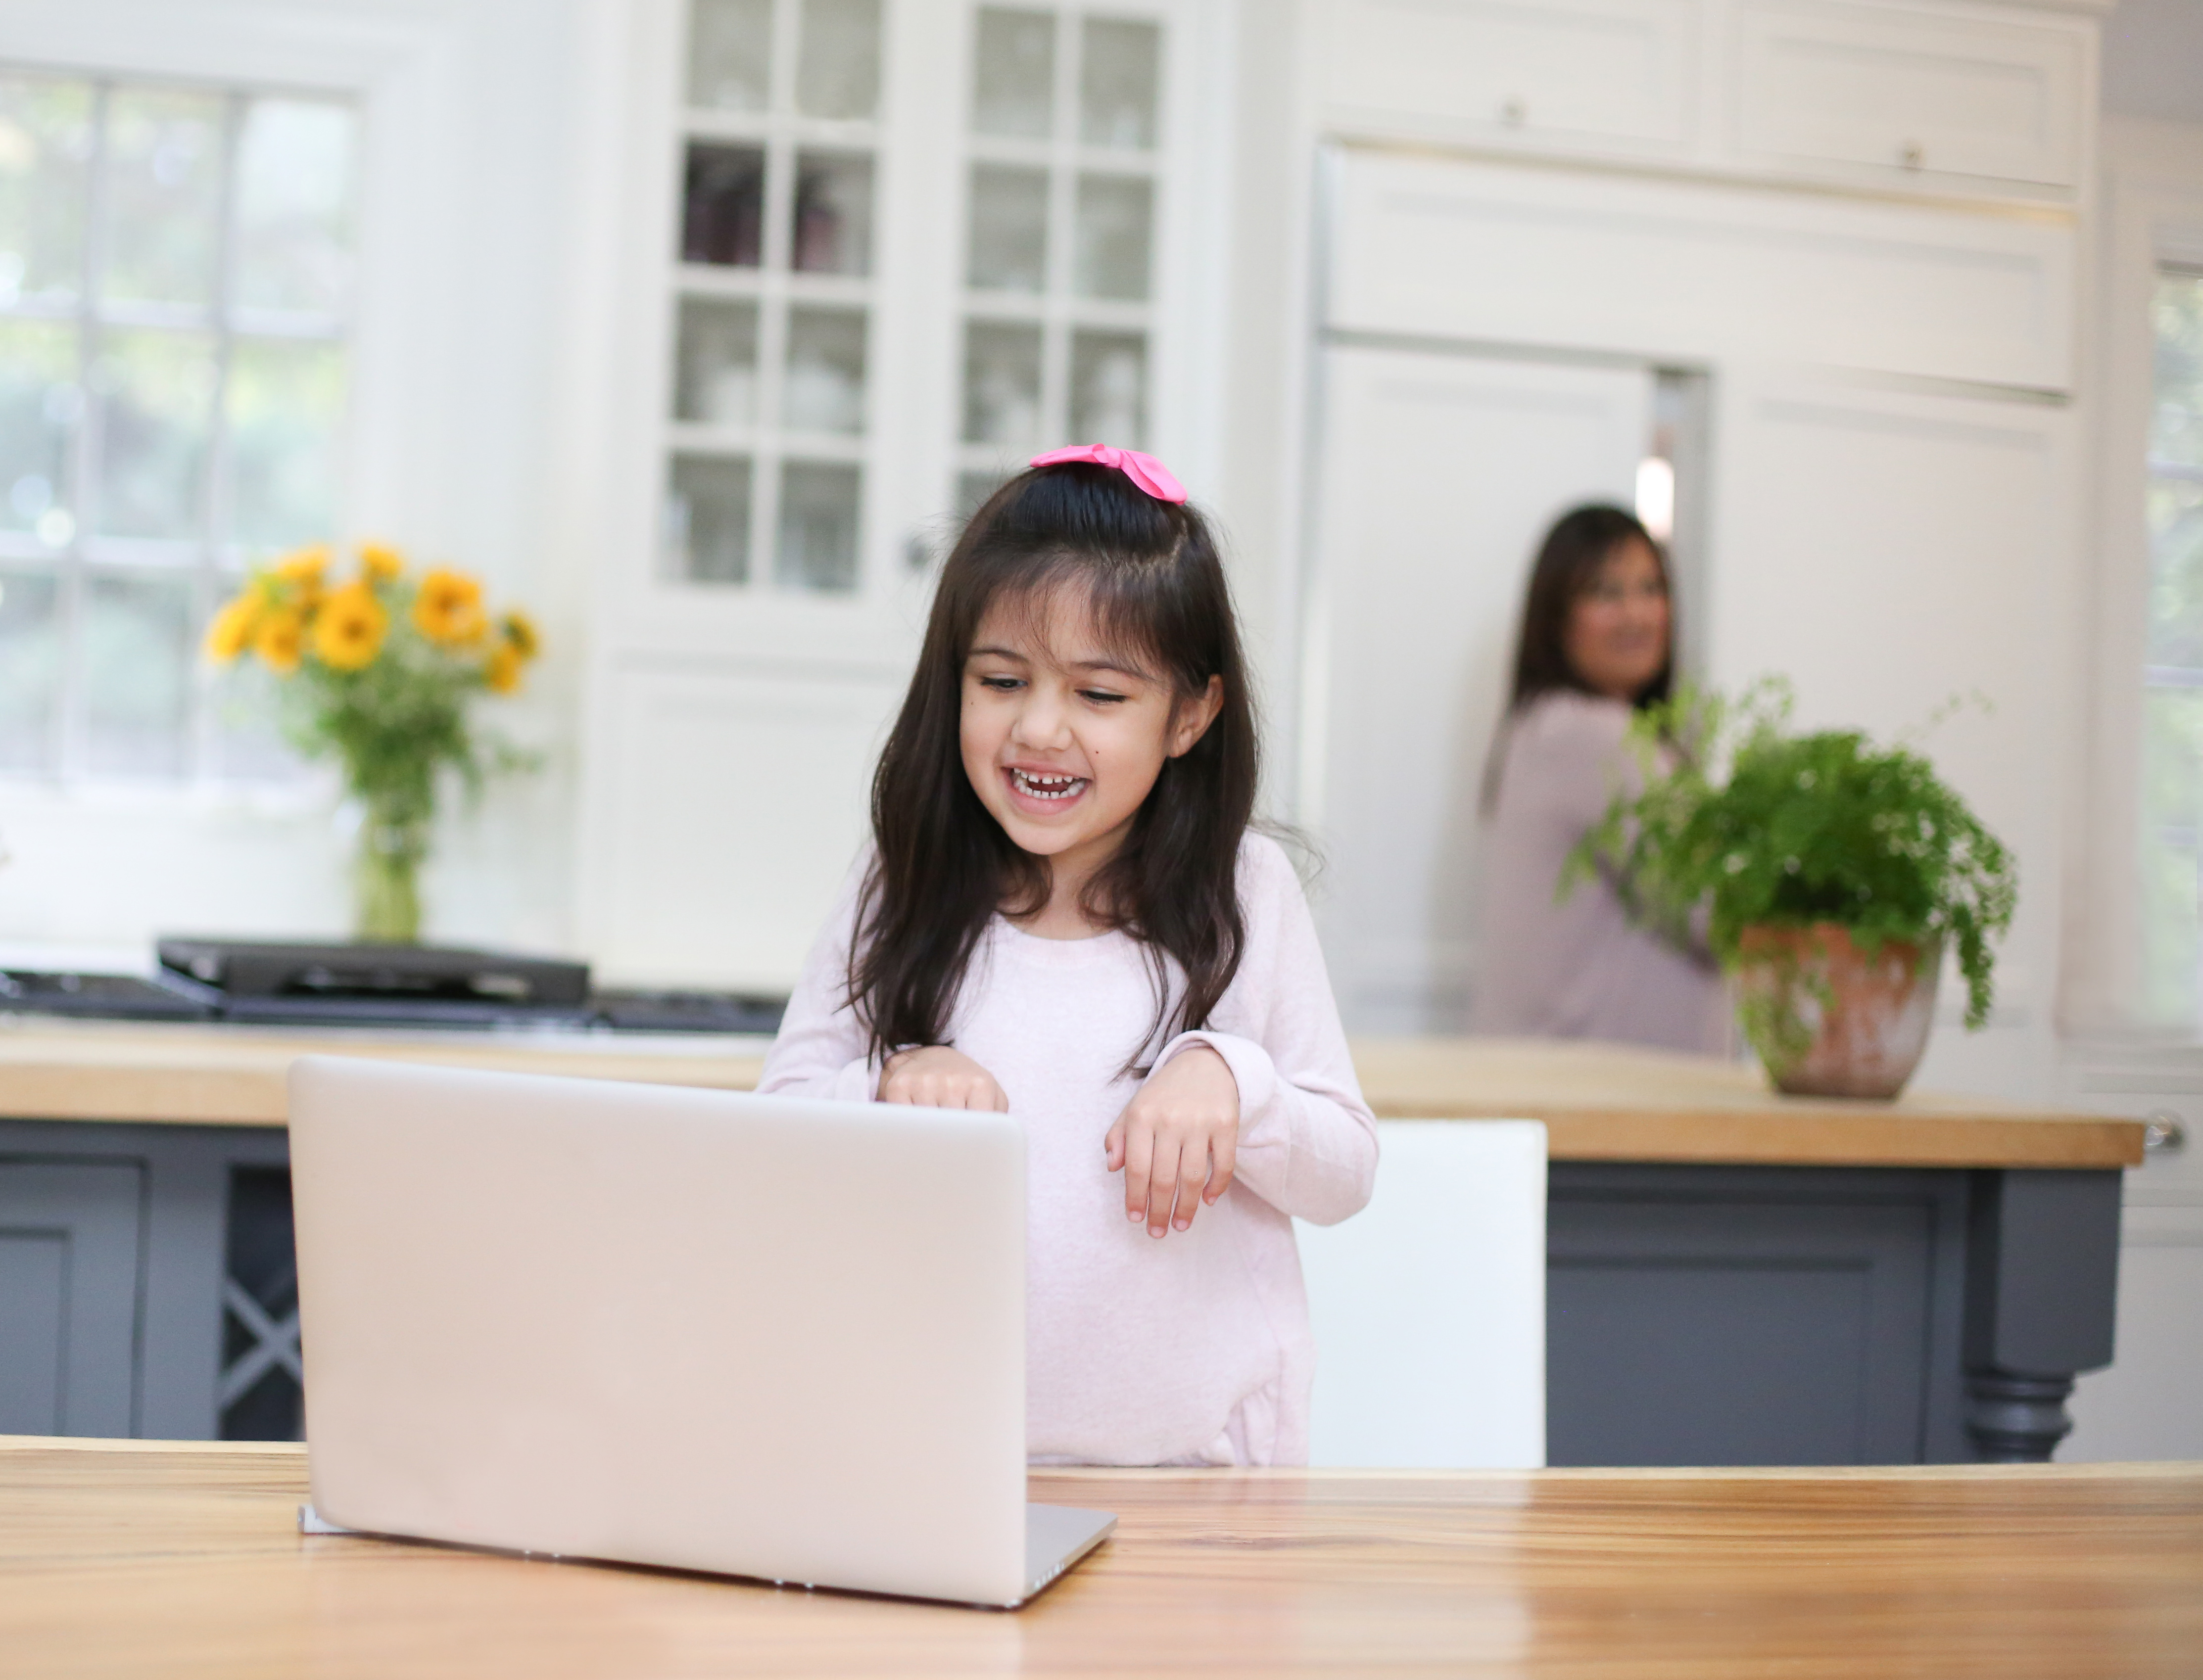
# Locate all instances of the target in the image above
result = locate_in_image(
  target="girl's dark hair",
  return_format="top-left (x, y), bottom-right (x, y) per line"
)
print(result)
top-left (1506, 502), bottom-right (1674, 711)
top-left (1482, 504), bottom-right (1675, 813)
top-left (850, 462), bottom-right (1258, 1070)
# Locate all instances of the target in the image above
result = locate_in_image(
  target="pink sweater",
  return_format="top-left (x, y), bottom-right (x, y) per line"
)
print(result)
top-left (758, 832), bottom-right (1379, 1466)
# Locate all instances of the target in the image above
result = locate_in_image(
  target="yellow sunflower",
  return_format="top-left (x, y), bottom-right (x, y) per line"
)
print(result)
top-left (203, 596), bottom-right (257, 663)
top-left (359, 542), bottom-right (406, 582)
top-left (484, 642), bottom-right (524, 695)
top-left (499, 609), bottom-right (540, 661)
top-left (412, 567), bottom-right (487, 645)
top-left (314, 583), bottom-right (388, 672)
top-left (253, 609), bottom-right (305, 676)
top-left (273, 544), bottom-right (329, 586)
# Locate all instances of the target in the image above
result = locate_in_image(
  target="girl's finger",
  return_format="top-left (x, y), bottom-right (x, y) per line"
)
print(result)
top-left (1121, 1112), bottom-right (1156, 1225)
top-left (1103, 1117), bottom-right (1125, 1171)
top-left (1205, 1123), bottom-right (1238, 1203)
top-left (1147, 1128), bottom-right (1184, 1238)
top-left (1171, 1135), bottom-right (1207, 1231)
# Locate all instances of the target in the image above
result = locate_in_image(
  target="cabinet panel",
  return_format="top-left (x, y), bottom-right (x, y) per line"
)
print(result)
top-left (1330, 148), bottom-right (2079, 393)
top-left (0, 1162), bottom-right (144, 1437)
top-left (588, 664), bottom-right (905, 990)
top-left (1319, 0), bottom-right (1698, 151)
top-left (1732, 0), bottom-right (2087, 189)
top-left (1708, 378), bottom-right (2071, 1079)
top-left (1548, 1173), bottom-right (1945, 1465)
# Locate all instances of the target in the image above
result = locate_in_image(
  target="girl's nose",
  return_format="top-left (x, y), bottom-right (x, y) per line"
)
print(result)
top-left (1009, 689), bottom-right (1072, 749)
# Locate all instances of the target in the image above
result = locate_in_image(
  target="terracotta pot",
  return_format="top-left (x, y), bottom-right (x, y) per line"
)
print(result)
top-left (1732, 923), bottom-right (1941, 1100)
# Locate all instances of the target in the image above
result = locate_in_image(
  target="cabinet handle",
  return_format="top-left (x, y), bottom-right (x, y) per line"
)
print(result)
top-left (2143, 1110), bottom-right (2189, 1153)
top-left (1900, 141), bottom-right (1925, 170)
top-left (1500, 97), bottom-right (1526, 128)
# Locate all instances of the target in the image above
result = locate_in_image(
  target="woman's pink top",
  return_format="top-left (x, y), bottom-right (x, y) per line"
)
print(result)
top-left (758, 833), bottom-right (1379, 1467)
top-left (1469, 690), bottom-right (1729, 1053)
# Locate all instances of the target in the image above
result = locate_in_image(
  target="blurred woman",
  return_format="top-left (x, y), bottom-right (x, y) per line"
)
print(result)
top-left (1467, 505), bottom-right (1727, 1053)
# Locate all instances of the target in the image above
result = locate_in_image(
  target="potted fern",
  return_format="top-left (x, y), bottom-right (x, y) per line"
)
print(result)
top-left (1565, 682), bottom-right (2017, 1098)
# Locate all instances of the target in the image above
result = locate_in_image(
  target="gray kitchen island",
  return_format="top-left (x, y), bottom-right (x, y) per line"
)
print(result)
top-left (0, 1025), bottom-right (2145, 1462)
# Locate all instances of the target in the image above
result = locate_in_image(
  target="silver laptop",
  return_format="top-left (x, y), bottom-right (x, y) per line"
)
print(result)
top-left (288, 1055), bottom-right (1113, 1607)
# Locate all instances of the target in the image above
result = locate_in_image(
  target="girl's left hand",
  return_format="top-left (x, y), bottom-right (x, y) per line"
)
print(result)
top-left (1104, 1044), bottom-right (1240, 1239)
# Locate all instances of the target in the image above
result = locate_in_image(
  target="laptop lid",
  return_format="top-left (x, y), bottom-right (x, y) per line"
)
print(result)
top-left (289, 1055), bottom-right (1032, 1605)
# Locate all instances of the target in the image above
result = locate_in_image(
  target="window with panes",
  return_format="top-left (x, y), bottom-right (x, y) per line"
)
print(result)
top-left (0, 70), bottom-right (356, 780)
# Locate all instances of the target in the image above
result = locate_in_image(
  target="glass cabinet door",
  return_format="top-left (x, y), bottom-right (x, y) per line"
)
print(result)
top-left (653, 0), bottom-right (1178, 597)
top-left (665, 0), bottom-right (883, 595)
top-left (953, 5), bottom-right (1164, 519)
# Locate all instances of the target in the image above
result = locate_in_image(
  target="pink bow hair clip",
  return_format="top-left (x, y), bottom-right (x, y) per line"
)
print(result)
top-left (1028, 444), bottom-right (1187, 504)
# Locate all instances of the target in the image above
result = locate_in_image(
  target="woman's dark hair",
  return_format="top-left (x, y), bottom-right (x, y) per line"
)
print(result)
top-left (1481, 504), bottom-right (1675, 813)
top-left (850, 462), bottom-right (1259, 1070)
top-left (1506, 503), bottom-right (1674, 711)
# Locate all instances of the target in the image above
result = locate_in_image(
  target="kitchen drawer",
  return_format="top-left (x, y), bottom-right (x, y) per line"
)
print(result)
top-left (1731, 0), bottom-right (2088, 189)
top-left (1319, 0), bottom-right (1699, 153)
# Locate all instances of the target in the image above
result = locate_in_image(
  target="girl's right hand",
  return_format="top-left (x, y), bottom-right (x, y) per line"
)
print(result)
top-left (879, 1045), bottom-right (1010, 1112)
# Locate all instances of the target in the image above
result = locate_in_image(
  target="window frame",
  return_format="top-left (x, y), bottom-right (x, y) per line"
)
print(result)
top-left (2068, 117), bottom-right (2203, 1048)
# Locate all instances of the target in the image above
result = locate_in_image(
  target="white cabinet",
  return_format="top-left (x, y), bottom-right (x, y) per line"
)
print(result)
top-left (1730, 0), bottom-right (2091, 191)
top-left (1312, 0), bottom-right (2099, 205)
top-left (1317, 0), bottom-right (1700, 154)
top-left (577, 0), bottom-right (1215, 991)
top-left (1307, 346), bottom-right (1651, 1031)
top-left (1327, 148), bottom-right (2080, 392)
top-left (581, 664), bottom-right (904, 989)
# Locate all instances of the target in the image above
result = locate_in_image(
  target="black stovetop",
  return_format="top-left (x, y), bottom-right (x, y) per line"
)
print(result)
top-left (2, 937), bottom-right (784, 1035)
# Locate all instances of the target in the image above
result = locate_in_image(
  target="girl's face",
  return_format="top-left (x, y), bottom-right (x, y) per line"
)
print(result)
top-left (1563, 537), bottom-right (1671, 701)
top-left (960, 586), bottom-right (1223, 880)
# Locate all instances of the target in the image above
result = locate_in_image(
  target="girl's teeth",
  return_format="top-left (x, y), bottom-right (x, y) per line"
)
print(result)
top-left (1012, 769), bottom-right (1086, 800)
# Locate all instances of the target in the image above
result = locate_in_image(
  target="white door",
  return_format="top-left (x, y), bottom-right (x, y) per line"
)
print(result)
top-left (1307, 347), bottom-right (1652, 1032)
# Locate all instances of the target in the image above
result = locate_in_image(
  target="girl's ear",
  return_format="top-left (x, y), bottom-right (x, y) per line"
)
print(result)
top-left (1168, 675), bottom-right (1226, 759)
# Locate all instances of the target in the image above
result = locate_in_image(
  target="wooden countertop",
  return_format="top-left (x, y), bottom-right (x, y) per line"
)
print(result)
top-left (2, 1439), bottom-right (2198, 1678)
top-left (0, 1018), bottom-right (2144, 1168)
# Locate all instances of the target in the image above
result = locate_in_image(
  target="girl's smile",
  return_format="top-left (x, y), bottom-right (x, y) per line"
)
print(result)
top-left (1005, 764), bottom-right (1091, 808)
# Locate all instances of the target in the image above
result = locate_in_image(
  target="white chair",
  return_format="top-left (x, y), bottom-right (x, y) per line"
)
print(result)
top-left (1298, 1119), bottom-right (1547, 1468)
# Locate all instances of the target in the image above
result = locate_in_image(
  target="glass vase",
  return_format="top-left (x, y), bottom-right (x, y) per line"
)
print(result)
top-left (354, 801), bottom-right (430, 944)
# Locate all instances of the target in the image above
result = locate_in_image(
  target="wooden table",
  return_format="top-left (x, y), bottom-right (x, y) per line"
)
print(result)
top-left (3, 1440), bottom-right (2199, 1679)
top-left (0, 1021), bottom-right (2148, 1463)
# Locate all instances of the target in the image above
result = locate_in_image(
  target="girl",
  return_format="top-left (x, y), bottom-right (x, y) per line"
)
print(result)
top-left (759, 444), bottom-right (1378, 1468)
top-left (1468, 503), bottom-right (1727, 1052)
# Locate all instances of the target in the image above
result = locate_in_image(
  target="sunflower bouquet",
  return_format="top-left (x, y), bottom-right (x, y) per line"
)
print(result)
top-left (205, 542), bottom-right (541, 942)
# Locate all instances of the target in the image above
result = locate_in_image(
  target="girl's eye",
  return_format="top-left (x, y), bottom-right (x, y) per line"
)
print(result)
top-left (1079, 689), bottom-right (1128, 705)
top-left (977, 674), bottom-right (1022, 692)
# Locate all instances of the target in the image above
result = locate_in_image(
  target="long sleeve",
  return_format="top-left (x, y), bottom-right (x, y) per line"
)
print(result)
top-left (1469, 691), bottom-right (1728, 1052)
top-left (1152, 834), bottom-right (1378, 1227)
top-left (756, 851), bottom-right (878, 1103)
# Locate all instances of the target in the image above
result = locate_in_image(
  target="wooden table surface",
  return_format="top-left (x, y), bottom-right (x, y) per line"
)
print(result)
top-left (0, 1018), bottom-right (2144, 1168)
top-left (3, 1440), bottom-right (2198, 1679)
